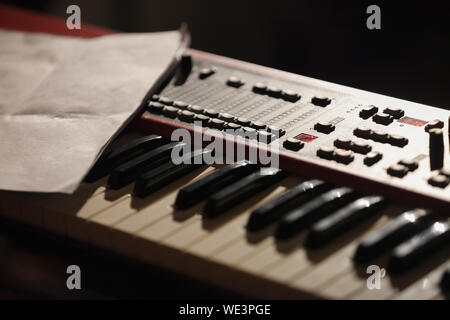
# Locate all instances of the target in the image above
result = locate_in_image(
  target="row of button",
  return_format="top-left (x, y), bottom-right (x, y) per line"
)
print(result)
top-left (317, 146), bottom-right (383, 166)
top-left (359, 105), bottom-right (405, 123)
top-left (386, 159), bottom-right (419, 178)
top-left (252, 82), bottom-right (301, 103)
top-left (152, 95), bottom-right (285, 135)
top-left (334, 137), bottom-right (372, 154)
top-left (316, 147), bottom-right (355, 164)
top-left (353, 127), bottom-right (408, 147)
top-left (148, 96), bottom-right (285, 143)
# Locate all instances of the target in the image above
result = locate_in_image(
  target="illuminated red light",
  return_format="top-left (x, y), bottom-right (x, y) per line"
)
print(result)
top-left (398, 116), bottom-right (427, 127)
top-left (294, 133), bottom-right (318, 142)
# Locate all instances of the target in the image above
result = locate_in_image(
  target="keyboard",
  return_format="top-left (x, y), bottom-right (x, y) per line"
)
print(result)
top-left (0, 50), bottom-right (449, 299)
top-left (136, 49), bottom-right (450, 213)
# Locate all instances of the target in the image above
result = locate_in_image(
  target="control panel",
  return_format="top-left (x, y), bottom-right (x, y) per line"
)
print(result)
top-left (135, 49), bottom-right (450, 213)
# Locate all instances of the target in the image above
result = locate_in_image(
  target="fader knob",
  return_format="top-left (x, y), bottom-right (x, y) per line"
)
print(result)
top-left (429, 128), bottom-right (444, 170)
top-left (174, 54), bottom-right (192, 85)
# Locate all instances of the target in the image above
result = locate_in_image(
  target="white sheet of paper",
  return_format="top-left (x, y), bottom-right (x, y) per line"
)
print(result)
top-left (0, 29), bottom-right (182, 193)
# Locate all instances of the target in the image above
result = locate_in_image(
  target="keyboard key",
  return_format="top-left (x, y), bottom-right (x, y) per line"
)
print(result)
top-left (199, 68), bottom-right (215, 79)
top-left (372, 113), bottom-right (394, 125)
top-left (107, 142), bottom-right (186, 190)
top-left (134, 149), bottom-right (211, 198)
top-left (252, 83), bottom-right (267, 94)
top-left (351, 140), bottom-right (372, 154)
top-left (388, 134), bottom-right (408, 147)
top-left (267, 126), bottom-right (286, 137)
top-left (398, 159), bottom-right (419, 171)
top-left (428, 174), bottom-right (450, 188)
top-left (150, 94), bottom-right (159, 102)
top-left (84, 135), bottom-right (166, 182)
top-left (147, 101), bottom-right (164, 114)
top-left (208, 118), bottom-right (226, 130)
top-left (306, 196), bottom-right (387, 248)
top-left (371, 130), bottom-right (389, 143)
top-left (162, 106), bottom-right (179, 118)
top-left (267, 86), bottom-right (282, 98)
top-left (364, 151), bottom-right (383, 166)
top-left (311, 96), bottom-right (331, 107)
top-left (159, 96), bottom-right (173, 106)
top-left (353, 126), bottom-right (372, 139)
top-left (227, 76), bottom-right (245, 88)
top-left (203, 168), bottom-right (287, 218)
top-left (388, 219), bottom-right (450, 273)
top-left (281, 89), bottom-right (300, 102)
top-left (354, 209), bottom-right (434, 263)
top-left (314, 121), bottom-right (335, 134)
top-left (218, 113), bottom-right (235, 122)
top-left (425, 119), bottom-right (444, 132)
top-left (246, 180), bottom-right (332, 232)
top-left (334, 137), bottom-right (352, 149)
top-left (204, 109), bottom-right (219, 118)
top-left (173, 100), bottom-right (189, 109)
top-left (174, 161), bottom-right (259, 209)
top-left (188, 105), bottom-right (204, 114)
top-left (194, 114), bottom-right (210, 125)
top-left (334, 149), bottom-right (354, 164)
top-left (178, 110), bottom-right (195, 123)
top-left (441, 266), bottom-right (450, 291)
top-left (387, 164), bottom-right (408, 178)
top-left (275, 187), bottom-right (357, 240)
top-left (283, 138), bottom-right (304, 151)
top-left (359, 105), bottom-right (378, 119)
top-left (317, 146), bottom-right (335, 160)
top-left (383, 107), bottom-right (404, 119)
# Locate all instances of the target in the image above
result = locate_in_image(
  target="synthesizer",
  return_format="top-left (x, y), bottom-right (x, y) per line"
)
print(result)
top-left (135, 49), bottom-right (450, 213)
top-left (0, 50), bottom-right (449, 299)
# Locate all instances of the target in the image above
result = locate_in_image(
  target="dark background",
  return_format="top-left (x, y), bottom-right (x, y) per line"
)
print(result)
top-left (2, 0), bottom-right (450, 109)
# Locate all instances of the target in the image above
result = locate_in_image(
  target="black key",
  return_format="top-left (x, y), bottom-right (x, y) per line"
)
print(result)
top-left (354, 208), bottom-right (434, 264)
top-left (311, 96), bottom-right (331, 107)
top-left (441, 266), bottom-right (450, 291)
top-left (84, 135), bottom-right (166, 183)
top-left (107, 142), bottom-right (186, 190)
top-left (159, 96), bottom-right (173, 106)
top-left (150, 94), bottom-right (160, 102)
top-left (359, 105), bottom-right (378, 119)
top-left (372, 113), bottom-right (394, 125)
top-left (388, 219), bottom-right (450, 273)
top-left (147, 101), bottom-right (164, 114)
top-left (252, 83), bottom-right (267, 94)
top-left (281, 89), bottom-right (300, 102)
top-left (199, 68), bottom-right (215, 79)
top-left (275, 187), bottom-right (356, 240)
top-left (174, 161), bottom-right (259, 209)
top-left (203, 168), bottom-right (287, 218)
top-left (246, 180), bottom-right (332, 232)
top-left (364, 151), bottom-right (383, 166)
top-left (306, 196), bottom-right (387, 248)
top-left (133, 149), bottom-right (212, 198)
top-left (383, 107), bottom-right (405, 119)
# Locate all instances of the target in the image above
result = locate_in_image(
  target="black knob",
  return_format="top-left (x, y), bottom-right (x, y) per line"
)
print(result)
top-left (429, 128), bottom-right (444, 170)
top-left (174, 54), bottom-right (192, 85)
